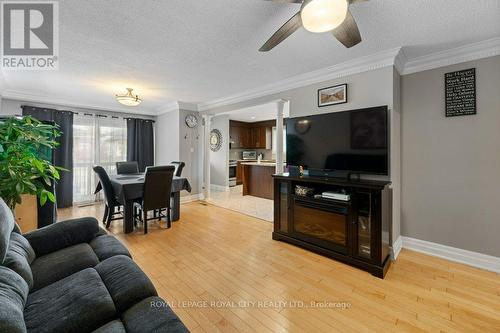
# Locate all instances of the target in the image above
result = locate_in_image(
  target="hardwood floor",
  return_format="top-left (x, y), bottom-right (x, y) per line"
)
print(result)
top-left (59, 202), bottom-right (500, 333)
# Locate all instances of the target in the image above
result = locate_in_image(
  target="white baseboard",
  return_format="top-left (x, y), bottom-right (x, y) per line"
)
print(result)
top-left (180, 193), bottom-right (204, 203)
top-left (391, 236), bottom-right (403, 260)
top-left (399, 236), bottom-right (500, 273)
top-left (210, 184), bottom-right (230, 192)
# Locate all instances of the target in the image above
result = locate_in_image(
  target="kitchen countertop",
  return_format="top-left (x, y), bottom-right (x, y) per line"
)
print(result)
top-left (237, 159), bottom-right (276, 163)
top-left (240, 162), bottom-right (276, 167)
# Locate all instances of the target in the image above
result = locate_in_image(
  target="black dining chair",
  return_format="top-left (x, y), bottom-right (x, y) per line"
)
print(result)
top-left (93, 166), bottom-right (122, 228)
top-left (170, 161), bottom-right (185, 177)
top-left (134, 166), bottom-right (175, 234)
top-left (116, 161), bottom-right (140, 175)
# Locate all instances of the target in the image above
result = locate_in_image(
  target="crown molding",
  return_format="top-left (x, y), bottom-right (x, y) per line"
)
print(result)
top-left (3, 39), bottom-right (499, 113)
top-left (402, 37), bottom-right (500, 75)
top-left (156, 101), bottom-right (180, 115)
top-left (198, 47), bottom-right (402, 111)
top-left (198, 38), bottom-right (500, 110)
top-left (155, 101), bottom-right (200, 116)
top-left (393, 48), bottom-right (408, 75)
top-left (178, 102), bottom-right (199, 112)
top-left (1, 89), bottom-right (158, 115)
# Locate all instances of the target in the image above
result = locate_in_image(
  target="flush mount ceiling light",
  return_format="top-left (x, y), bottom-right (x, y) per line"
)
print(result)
top-left (115, 88), bottom-right (142, 107)
top-left (301, 0), bottom-right (348, 33)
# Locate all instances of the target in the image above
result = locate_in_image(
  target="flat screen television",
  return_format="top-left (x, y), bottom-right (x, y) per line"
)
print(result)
top-left (286, 106), bottom-right (389, 176)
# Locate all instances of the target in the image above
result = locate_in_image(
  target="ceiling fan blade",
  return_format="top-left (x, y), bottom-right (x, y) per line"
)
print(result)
top-left (332, 9), bottom-right (362, 48)
top-left (259, 11), bottom-right (302, 52)
top-left (262, 0), bottom-right (303, 3)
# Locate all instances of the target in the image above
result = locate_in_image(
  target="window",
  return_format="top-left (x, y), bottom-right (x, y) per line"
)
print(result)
top-left (73, 114), bottom-right (127, 204)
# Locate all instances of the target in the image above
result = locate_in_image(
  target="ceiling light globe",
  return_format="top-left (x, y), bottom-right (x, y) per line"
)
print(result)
top-left (115, 88), bottom-right (142, 107)
top-left (301, 0), bottom-right (348, 33)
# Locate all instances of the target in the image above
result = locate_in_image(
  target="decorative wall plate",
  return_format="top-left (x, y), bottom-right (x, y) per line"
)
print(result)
top-left (210, 129), bottom-right (223, 152)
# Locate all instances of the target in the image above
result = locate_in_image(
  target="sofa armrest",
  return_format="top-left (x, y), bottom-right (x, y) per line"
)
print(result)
top-left (24, 217), bottom-right (99, 257)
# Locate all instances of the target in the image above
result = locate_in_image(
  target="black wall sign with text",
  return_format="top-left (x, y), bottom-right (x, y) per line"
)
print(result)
top-left (445, 68), bottom-right (476, 117)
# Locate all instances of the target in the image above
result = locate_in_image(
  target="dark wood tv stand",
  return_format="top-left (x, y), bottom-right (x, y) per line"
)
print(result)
top-left (272, 173), bottom-right (392, 278)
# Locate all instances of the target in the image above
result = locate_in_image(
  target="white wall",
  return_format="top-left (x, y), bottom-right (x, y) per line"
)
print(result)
top-left (401, 55), bottom-right (500, 257)
top-left (1, 98), bottom-right (23, 116)
top-left (155, 109), bottom-right (204, 196)
top-left (210, 114), bottom-right (229, 187)
top-left (391, 69), bottom-right (402, 243)
top-left (155, 110), bottom-right (180, 165)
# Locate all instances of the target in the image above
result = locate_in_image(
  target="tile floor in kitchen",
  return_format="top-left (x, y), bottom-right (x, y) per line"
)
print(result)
top-left (207, 185), bottom-right (273, 222)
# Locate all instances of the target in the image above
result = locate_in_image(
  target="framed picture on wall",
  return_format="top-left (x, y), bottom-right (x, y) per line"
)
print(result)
top-left (318, 84), bottom-right (347, 107)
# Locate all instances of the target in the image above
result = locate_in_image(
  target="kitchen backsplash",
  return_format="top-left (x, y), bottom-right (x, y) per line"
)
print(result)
top-left (229, 148), bottom-right (273, 160)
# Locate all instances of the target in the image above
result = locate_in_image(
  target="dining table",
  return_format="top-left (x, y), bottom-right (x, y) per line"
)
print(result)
top-left (96, 173), bottom-right (192, 234)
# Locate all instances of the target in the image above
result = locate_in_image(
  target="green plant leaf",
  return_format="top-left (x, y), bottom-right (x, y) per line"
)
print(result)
top-left (45, 190), bottom-right (55, 203)
top-left (0, 116), bottom-right (66, 209)
top-left (39, 192), bottom-right (47, 206)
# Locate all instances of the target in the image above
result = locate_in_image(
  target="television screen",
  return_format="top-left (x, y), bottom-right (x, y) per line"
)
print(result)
top-left (286, 106), bottom-right (389, 175)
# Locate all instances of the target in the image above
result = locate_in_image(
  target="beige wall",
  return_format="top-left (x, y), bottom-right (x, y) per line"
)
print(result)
top-left (401, 55), bottom-right (500, 257)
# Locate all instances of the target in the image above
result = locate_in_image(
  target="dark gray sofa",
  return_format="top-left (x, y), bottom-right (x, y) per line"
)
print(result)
top-left (0, 199), bottom-right (189, 333)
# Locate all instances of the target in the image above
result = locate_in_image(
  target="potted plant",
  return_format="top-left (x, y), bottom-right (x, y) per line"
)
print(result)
top-left (0, 116), bottom-right (63, 212)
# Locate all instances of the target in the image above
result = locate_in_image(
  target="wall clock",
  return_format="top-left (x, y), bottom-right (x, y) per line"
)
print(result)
top-left (185, 114), bottom-right (198, 128)
top-left (210, 129), bottom-right (223, 152)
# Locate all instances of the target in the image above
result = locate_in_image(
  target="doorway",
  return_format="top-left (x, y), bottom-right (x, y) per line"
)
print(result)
top-left (203, 100), bottom-right (289, 222)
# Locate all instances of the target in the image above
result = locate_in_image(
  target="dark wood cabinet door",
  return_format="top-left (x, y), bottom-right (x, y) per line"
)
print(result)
top-left (251, 127), bottom-right (260, 148)
top-left (249, 126), bottom-right (267, 149)
top-left (236, 162), bottom-right (243, 185)
top-left (230, 126), bottom-right (241, 148)
top-left (241, 127), bottom-right (251, 148)
top-left (259, 127), bottom-right (267, 149)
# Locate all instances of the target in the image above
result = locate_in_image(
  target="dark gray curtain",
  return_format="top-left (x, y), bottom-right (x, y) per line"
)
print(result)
top-left (22, 106), bottom-right (74, 208)
top-left (126, 118), bottom-right (154, 172)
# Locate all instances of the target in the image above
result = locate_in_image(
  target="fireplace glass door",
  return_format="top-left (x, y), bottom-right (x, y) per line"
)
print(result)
top-left (292, 198), bottom-right (349, 254)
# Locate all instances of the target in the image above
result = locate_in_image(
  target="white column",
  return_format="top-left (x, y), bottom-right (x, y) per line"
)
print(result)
top-left (202, 114), bottom-right (212, 200)
top-left (275, 100), bottom-right (286, 174)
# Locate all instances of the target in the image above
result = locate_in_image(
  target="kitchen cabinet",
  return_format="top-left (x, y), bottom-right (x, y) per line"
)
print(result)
top-left (251, 127), bottom-right (268, 149)
top-left (242, 163), bottom-right (275, 200)
top-left (230, 125), bottom-right (250, 149)
top-left (236, 161), bottom-right (243, 185)
top-left (230, 120), bottom-right (274, 149)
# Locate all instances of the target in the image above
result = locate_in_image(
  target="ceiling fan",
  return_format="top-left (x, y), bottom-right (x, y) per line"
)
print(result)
top-left (260, 0), bottom-right (367, 52)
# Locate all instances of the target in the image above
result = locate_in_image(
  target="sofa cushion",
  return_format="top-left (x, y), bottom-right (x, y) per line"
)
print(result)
top-left (96, 255), bottom-right (157, 312)
top-left (0, 266), bottom-right (29, 333)
top-left (122, 296), bottom-right (189, 333)
top-left (24, 217), bottom-right (99, 257)
top-left (24, 268), bottom-right (117, 333)
top-left (0, 198), bottom-right (15, 264)
top-left (92, 320), bottom-right (127, 333)
top-left (3, 233), bottom-right (36, 289)
top-left (30, 243), bottom-right (99, 291)
top-left (90, 235), bottom-right (131, 261)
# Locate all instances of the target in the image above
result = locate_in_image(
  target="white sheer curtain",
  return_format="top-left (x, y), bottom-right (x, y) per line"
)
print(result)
top-left (73, 114), bottom-right (127, 204)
